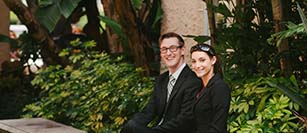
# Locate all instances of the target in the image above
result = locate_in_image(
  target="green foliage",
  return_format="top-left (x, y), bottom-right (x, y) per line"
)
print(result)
top-left (0, 62), bottom-right (37, 119)
top-left (149, 0), bottom-right (163, 34)
top-left (268, 22), bottom-right (306, 46)
top-left (0, 34), bottom-right (18, 47)
top-left (208, 3), bottom-right (233, 18)
top-left (228, 76), bottom-right (307, 132)
top-left (132, 0), bottom-right (143, 10)
top-left (17, 33), bottom-right (43, 66)
top-left (98, 16), bottom-right (128, 45)
top-left (36, 0), bottom-right (82, 32)
top-left (213, 0), bottom-right (278, 78)
top-left (297, 2), bottom-right (307, 33)
top-left (267, 75), bottom-right (307, 110)
top-left (23, 40), bottom-right (154, 132)
top-left (267, 3), bottom-right (307, 79)
top-left (183, 35), bottom-right (211, 44)
top-left (0, 32), bottom-right (42, 67)
top-left (209, 1), bottom-right (307, 131)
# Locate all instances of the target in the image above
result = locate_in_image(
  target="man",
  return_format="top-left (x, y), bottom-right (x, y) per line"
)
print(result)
top-left (121, 32), bottom-right (202, 133)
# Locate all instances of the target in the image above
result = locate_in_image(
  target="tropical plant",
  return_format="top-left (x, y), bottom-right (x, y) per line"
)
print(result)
top-left (228, 75), bottom-right (307, 132)
top-left (23, 40), bottom-right (154, 132)
top-left (293, 110), bottom-right (307, 131)
top-left (210, 0), bottom-right (278, 78)
top-left (265, 2), bottom-right (307, 130)
top-left (205, 1), bottom-right (307, 132)
top-left (267, 2), bottom-right (307, 46)
top-left (1, 0), bottom-right (163, 75)
top-left (0, 63), bottom-right (37, 119)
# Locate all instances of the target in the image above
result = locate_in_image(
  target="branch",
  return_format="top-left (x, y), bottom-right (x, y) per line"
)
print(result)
top-left (3, 0), bottom-right (61, 65)
top-left (3, 0), bottom-right (48, 42)
top-left (26, 0), bottom-right (39, 14)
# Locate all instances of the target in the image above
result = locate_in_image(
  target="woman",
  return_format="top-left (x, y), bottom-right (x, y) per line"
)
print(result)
top-left (190, 43), bottom-right (231, 133)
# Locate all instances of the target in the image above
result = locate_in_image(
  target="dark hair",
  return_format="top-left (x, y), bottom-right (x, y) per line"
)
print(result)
top-left (159, 32), bottom-right (184, 46)
top-left (190, 43), bottom-right (223, 76)
top-left (190, 43), bottom-right (216, 56)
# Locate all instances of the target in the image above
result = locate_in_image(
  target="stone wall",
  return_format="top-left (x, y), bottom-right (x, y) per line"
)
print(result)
top-left (160, 0), bottom-right (209, 72)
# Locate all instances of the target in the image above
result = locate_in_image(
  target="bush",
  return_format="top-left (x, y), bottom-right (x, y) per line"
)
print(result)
top-left (23, 40), bottom-right (153, 132)
top-left (0, 61), bottom-right (36, 119)
top-left (228, 76), bottom-right (307, 132)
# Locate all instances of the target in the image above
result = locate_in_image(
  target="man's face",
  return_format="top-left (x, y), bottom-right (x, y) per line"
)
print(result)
top-left (160, 37), bottom-right (185, 71)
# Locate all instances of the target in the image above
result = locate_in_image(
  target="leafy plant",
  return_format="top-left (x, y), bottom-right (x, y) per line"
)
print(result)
top-left (297, 2), bottom-right (307, 32)
top-left (23, 40), bottom-right (153, 132)
top-left (212, 0), bottom-right (278, 78)
top-left (98, 16), bottom-right (128, 44)
top-left (205, 0), bottom-right (307, 132)
top-left (293, 110), bottom-right (307, 131)
top-left (0, 59), bottom-right (37, 119)
top-left (228, 76), bottom-right (306, 132)
top-left (183, 35), bottom-right (211, 44)
top-left (36, 0), bottom-right (82, 32)
top-left (267, 3), bottom-right (307, 47)
top-left (266, 75), bottom-right (307, 110)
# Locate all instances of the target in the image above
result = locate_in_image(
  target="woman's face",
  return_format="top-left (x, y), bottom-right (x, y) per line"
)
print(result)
top-left (191, 51), bottom-right (216, 78)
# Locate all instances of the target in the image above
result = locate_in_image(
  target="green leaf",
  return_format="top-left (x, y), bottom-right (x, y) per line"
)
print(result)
top-left (289, 75), bottom-right (299, 89)
top-left (183, 35), bottom-right (211, 43)
top-left (0, 34), bottom-right (18, 47)
top-left (36, 0), bottom-right (81, 32)
top-left (39, 0), bottom-right (54, 7)
top-left (36, 4), bottom-right (61, 32)
top-left (132, 0), bottom-right (143, 10)
top-left (267, 80), bottom-right (307, 110)
top-left (282, 109), bottom-right (292, 115)
top-left (194, 36), bottom-right (211, 43)
top-left (59, 48), bottom-right (70, 57)
top-left (207, 3), bottom-right (233, 18)
top-left (151, 0), bottom-right (163, 30)
top-left (83, 41), bottom-right (96, 49)
top-left (267, 22), bottom-right (304, 46)
top-left (98, 16), bottom-right (128, 45)
top-left (297, 2), bottom-right (307, 33)
top-left (59, 0), bottom-right (82, 18)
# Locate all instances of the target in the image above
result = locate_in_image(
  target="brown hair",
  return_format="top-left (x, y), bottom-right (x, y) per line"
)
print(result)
top-left (159, 32), bottom-right (184, 46)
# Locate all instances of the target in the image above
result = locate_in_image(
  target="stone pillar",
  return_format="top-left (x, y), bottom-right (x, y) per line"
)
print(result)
top-left (0, 0), bottom-right (10, 71)
top-left (160, 0), bottom-right (209, 72)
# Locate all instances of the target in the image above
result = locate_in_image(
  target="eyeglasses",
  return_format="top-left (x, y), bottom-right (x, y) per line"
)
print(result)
top-left (160, 45), bottom-right (183, 54)
top-left (190, 43), bottom-right (216, 56)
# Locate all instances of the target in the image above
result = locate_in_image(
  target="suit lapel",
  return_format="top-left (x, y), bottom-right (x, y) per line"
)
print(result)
top-left (195, 88), bottom-right (209, 105)
top-left (165, 66), bottom-right (189, 108)
top-left (194, 74), bottom-right (219, 105)
top-left (160, 73), bottom-right (169, 114)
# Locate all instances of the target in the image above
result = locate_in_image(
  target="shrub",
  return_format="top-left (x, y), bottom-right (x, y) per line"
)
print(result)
top-left (23, 40), bottom-right (153, 132)
top-left (228, 76), bottom-right (306, 132)
top-left (0, 61), bottom-right (36, 119)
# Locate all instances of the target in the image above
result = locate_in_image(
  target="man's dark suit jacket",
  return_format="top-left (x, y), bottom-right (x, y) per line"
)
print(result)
top-left (192, 74), bottom-right (231, 133)
top-left (130, 65), bottom-right (202, 133)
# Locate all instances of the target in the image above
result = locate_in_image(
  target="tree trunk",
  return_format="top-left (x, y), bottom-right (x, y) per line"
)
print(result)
top-left (101, 0), bottom-right (123, 54)
top-left (102, 0), bottom-right (153, 75)
top-left (204, 0), bottom-right (218, 46)
top-left (83, 0), bottom-right (109, 52)
top-left (2, 0), bottom-right (63, 66)
top-left (0, 0), bottom-right (10, 71)
top-left (271, 0), bottom-right (292, 76)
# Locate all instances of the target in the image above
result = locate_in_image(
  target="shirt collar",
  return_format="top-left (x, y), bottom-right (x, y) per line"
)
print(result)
top-left (169, 63), bottom-right (186, 80)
